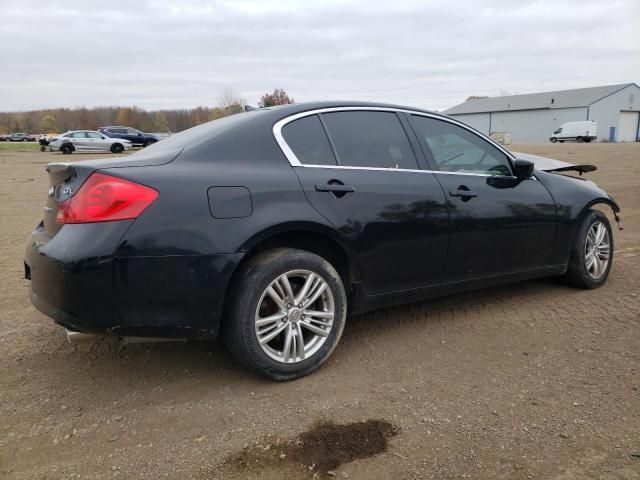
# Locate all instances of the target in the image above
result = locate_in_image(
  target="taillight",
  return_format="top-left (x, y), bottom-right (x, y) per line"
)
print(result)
top-left (56, 173), bottom-right (158, 224)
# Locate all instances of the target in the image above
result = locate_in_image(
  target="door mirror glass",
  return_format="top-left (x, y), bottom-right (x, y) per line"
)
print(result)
top-left (513, 159), bottom-right (534, 178)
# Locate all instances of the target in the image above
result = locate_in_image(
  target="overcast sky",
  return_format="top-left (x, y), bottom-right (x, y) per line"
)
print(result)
top-left (1, 0), bottom-right (638, 112)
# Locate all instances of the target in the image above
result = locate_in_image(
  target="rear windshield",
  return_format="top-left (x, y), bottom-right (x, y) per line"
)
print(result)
top-left (141, 110), bottom-right (266, 154)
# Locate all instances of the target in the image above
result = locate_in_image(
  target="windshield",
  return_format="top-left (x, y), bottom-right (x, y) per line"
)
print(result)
top-left (554, 128), bottom-right (562, 134)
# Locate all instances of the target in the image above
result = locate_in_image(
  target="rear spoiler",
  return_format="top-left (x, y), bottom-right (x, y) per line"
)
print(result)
top-left (511, 151), bottom-right (596, 176)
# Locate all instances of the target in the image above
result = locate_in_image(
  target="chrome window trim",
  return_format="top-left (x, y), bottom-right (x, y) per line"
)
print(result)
top-left (272, 106), bottom-right (517, 171)
top-left (297, 163), bottom-right (502, 178)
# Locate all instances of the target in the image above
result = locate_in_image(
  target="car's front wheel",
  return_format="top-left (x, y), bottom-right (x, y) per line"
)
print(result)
top-left (563, 210), bottom-right (613, 289)
top-left (61, 143), bottom-right (73, 154)
top-left (224, 248), bottom-right (347, 380)
top-left (110, 143), bottom-right (124, 154)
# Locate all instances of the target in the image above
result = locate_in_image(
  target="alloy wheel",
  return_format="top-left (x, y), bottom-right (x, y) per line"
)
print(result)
top-left (254, 269), bottom-right (334, 363)
top-left (584, 221), bottom-right (610, 279)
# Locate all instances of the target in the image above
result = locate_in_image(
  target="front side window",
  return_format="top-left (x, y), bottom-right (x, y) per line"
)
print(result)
top-left (70, 132), bottom-right (87, 138)
top-left (322, 111), bottom-right (418, 169)
top-left (127, 128), bottom-right (141, 135)
top-left (410, 115), bottom-right (512, 176)
top-left (554, 128), bottom-right (562, 134)
top-left (282, 114), bottom-right (336, 166)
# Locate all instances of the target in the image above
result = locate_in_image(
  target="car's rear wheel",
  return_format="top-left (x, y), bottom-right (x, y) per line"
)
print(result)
top-left (577, 136), bottom-right (583, 143)
top-left (563, 210), bottom-right (613, 289)
top-left (224, 248), bottom-right (347, 380)
top-left (110, 143), bottom-right (124, 154)
top-left (61, 143), bottom-right (73, 155)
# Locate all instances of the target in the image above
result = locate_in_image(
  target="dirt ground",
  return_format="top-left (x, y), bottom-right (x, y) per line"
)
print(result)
top-left (1, 143), bottom-right (639, 479)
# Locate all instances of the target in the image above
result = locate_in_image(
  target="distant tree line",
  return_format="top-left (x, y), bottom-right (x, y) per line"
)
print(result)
top-left (0, 88), bottom-right (294, 134)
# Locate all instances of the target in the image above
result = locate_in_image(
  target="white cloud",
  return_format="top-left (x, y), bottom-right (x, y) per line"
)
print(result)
top-left (0, 0), bottom-right (638, 111)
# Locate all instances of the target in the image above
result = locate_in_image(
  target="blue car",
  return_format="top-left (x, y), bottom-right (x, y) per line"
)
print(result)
top-left (98, 126), bottom-right (158, 147)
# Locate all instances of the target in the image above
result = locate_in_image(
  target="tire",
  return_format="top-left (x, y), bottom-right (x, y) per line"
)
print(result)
top-left (61, 143), bottom-right (73, 155)
top-left (563, 210), bottom-right (613, 289)
top-left (559, 140), bottom-right (565, 143)
top-left (550, 137), bottom-right (557, 143)
top-left (577, 136), bottom-right (583, 143)
top-left (110, 143), bottom-right (124, 154)
top-left (22, 138), bottom-right (28, 142)
top-left (223, 248), bottom-right (347, 380)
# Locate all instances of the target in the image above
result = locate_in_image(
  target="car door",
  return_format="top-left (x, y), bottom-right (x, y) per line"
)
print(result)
top-left (69, 132), bottom-right (89, 151)
top-left (83, 131), bottom-right (104, 151)
top-left (126, 128), bottom-right (142, 145)
top-left (279, 109), bottom-right (449, 294)
top-left (407, 114), bottom-right (557, 283)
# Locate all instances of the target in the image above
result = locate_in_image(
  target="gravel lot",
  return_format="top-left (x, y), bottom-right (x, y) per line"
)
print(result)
top-left (1, 144), bottom-right (639, 479)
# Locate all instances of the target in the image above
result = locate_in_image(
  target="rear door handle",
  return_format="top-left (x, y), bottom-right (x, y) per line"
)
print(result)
top-left (315, 184), bottom-right (355, 193)
top-left (449, 189), bottom-right (478, 198)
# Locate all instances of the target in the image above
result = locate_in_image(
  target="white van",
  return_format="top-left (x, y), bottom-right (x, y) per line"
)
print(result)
top-left (549, 121), bottom-right (597, 143)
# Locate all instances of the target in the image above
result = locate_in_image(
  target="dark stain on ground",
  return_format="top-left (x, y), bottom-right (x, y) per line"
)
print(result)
top-left (292, 419), bottom-right (398, 471)
top-left (218, 419), bottom-right (398, 477)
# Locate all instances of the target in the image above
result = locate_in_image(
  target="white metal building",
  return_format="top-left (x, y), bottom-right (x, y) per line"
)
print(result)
top-left (444, 83), bottom-right (640, 143)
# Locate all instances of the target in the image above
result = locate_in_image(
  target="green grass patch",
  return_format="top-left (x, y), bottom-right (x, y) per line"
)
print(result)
top-left (0, 142), bottom-right (41, 151)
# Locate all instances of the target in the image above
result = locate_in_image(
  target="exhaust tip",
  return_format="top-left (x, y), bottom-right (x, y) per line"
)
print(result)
top-left (65, 329), bottom-right (99, 344)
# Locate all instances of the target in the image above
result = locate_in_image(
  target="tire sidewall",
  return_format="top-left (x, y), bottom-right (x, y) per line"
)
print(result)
top-left (570, 210), bottom-right (614, 288)
top-left (111, 143), bottom-right (124, 153)
top-left (228, 249), bottom-right (347, 380)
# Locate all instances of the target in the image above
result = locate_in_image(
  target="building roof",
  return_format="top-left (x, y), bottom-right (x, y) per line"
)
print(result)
top-left (444, 83), bottom-right (636, 115)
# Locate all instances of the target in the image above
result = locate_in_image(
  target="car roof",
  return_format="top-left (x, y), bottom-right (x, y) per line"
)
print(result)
top-left (256, 100), bottom-right (438, 117)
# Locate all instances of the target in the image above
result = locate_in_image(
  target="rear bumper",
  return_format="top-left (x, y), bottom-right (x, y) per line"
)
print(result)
top-left (25, 222), bottom-right (243, 338)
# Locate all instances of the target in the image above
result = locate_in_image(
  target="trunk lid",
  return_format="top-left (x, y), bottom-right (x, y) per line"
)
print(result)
top-left (42, 147), bottom-right (182, 237)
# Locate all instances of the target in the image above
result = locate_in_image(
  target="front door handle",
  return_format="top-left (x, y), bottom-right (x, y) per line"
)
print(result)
top-left (315, 184), bottom-right (355, 193)
top-left (449, 188), bottom-right (478, 198)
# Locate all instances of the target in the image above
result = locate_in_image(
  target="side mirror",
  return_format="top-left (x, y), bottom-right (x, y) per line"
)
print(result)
top-left (513, 159), bottom-right (534, 179)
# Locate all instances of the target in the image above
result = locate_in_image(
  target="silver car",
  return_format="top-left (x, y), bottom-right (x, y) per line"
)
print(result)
top-left (49, 130), bottom-right (132, 154)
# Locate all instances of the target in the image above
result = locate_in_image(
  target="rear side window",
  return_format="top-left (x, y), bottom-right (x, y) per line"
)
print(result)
top-left (282, 115), bottom-right (337, 166)
top-left (322, 111), bottom-right (418, 169)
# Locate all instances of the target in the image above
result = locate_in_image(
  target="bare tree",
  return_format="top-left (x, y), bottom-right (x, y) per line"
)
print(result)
top-left (217, 87), bottom-right (246, 114)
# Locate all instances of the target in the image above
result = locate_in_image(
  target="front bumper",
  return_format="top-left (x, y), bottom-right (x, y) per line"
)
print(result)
top-left (25, 222), bottom-right (243, 338)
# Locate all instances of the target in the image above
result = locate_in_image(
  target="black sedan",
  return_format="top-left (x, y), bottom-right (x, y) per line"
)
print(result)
top-left (24, 102), bottom-right (620, 379)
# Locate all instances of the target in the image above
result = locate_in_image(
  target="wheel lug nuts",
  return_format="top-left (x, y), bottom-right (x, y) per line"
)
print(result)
top-left (282, 316), bottom-right (288, 322)
top-left (298, 303), bottom-right (303, 308)
top-left (286, 304), bottom-right (292, 309)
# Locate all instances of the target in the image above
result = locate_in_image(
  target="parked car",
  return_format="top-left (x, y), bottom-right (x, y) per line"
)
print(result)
top-left (48, 130), bottom-right (131, 154)
top-left (0, 133), bottom-right (11, 141)
top-left (9, 132), bottom-right (36, 142)
top-left (550, 121), bottom-right (597, 143)
top-left (24, 102), bottom-right (620, 380)
top-left (98, 126), bottom-right (158, 147)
